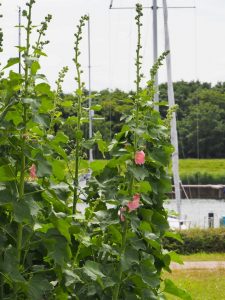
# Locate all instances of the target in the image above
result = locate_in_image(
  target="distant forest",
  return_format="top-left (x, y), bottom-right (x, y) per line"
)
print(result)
top-left (60, 81), bottom-right (225, 159)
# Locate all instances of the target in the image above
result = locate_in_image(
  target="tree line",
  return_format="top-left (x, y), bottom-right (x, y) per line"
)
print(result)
top-left (61, 81), bottom-right (225, 159)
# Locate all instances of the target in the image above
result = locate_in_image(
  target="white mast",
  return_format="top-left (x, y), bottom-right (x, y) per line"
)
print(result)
top-left (162, 0), bottom-right (181, 223)
top-left (152, 0), bottom-right (159, 109)
top-left (18, 6), bottom-right (21, 74)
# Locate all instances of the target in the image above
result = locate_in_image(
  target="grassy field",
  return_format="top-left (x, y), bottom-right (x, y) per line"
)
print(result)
top-left (177, 159), bottom-right (225, 184)
top-left (181, 252), bottom-right (225, 262)
top-left (178, 159), bottom-right (225, 176)
top-left (163, 252), bottom-right (225, 299)
top-left (164, 269), bottom-right (225, 300)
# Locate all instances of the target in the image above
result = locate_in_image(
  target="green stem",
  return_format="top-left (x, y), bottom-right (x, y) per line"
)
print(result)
top-left (16, 0), bottom-right (32, 268)
top-left (113, 7), bottom-right (143, 300)
top-left (73, 77), bottom-right (82, 214)
top-left (72, 16), bottom-right (88, 214)
top-left (73, 110), bottom-right (81, 214)
top-left (0, 273), bottom-right (3, 299)
top-left (134, 4), bottom-right (142, 150)
top-left (112, 221), bottom-right (128, 300)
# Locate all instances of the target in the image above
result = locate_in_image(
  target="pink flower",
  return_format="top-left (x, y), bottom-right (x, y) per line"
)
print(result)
top-left (119, 207), bottom-right (127, 222)
top-left (135, 150), bottom-right (145, 165)
top-left (127, 193), bottom-right (140, 212)
top-left (29, 164), bottom-right (37, 180)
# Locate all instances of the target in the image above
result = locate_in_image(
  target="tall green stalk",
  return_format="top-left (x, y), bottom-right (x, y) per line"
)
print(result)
top-left (72, 15), bottom-right (89, 214)
top-left (17, 0), bottom-right (33, 266)
top-left (134, 3), bottom-right (143, 149)
top-left (112, 220), bottom-right (128, 300)
top-left (113, 6), bottom-right (143, 299)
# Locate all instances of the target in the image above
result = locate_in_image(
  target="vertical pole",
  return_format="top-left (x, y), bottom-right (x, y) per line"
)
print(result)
top-left (162, 0), bottom-right (181, 226)
top-left (152, 0), bottom-right (159, 109)
top-left (18, 6), bottom-right (21, 74)
top-left (88, 16), bottom-right (93, 162)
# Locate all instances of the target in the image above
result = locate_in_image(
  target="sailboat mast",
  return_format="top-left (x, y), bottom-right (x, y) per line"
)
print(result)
top-left (162, 0), bottom-right (181, 222)
top-left (18, 6), bottom-right (21, 74)
top-left (152, 0), bottom-right (159, 108)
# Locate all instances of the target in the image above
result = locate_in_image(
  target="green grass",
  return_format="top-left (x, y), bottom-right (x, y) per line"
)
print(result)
top-left (164, 269), bottom-right (225, 300)
top-left (178, 159), bottom-right (225, 176)
top-left (181, 252), bottom-right (225, 262)
top-left (178, 159), bottom-right (225, 184)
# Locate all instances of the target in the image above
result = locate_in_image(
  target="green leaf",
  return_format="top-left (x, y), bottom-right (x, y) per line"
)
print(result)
top-left (140, 259), bottom-right (159, 288)
top-left (5, 110), bottom-right (23, 126)
top-left (90, 160), bottom-right (105, 173)
top-left (36, 157), bottom-right (52, 177)
top-left (53, 131), bottom-right (69, 144)
top-left (52, 160), bottom-right (66, 180)
top-left (0, 184), bottom-right (15, 205)
top-left (167, 251), bottom-right (184, 265)
top-left (130, 236), bottom-right (146, 251)
top-left (164, 279), bottom-right (192, 300)
top-left (83, 261), bottom-right (105, 281)
top-left (45, 230), bottom-right (72, 266)
top-left (152, 211), bottom-right (169, 232)
top-left (35, 83), bottom-right (52, 96)
top-left (39, 96), bottom-right (54, 113)
top-left (164, 231), bottom-right (183, 243)
top-left (13, 200), bottom-right (34, 223)
top-left (76, 88), bottom-right (83, 96)
top-left (31, 60), bottom-right (40, 75)
top-left (33, 113), bottom-right (50, 128)
top-left (51, 213), bottom-right (71, 243)
top-left (31, 125), bottom-right (44, 136)
top-left (28, 275), bottom-right (52, 300)
top-left (128, 165), bottom-right (149, 181)
top-left (3, 57), bottom-right (20, 70)
top-left (34, 49), bottom-right (47, 57)
top-left (108, 225), bottom-right (122, 245)
top-left (121, 248), bottom-right (139, 271)
top-left (3, 246), bottom-right (25, 282)
top-left (82, 139), bottom-right (95, 150)
top-left (63, 269), bottom-right (81, 287)
top-left (140, 208), bottom-right (153, 222)
top-left (139, 181), bottom-right (152, 193)
top-left (91, 104), bottom-right (102, 111)
top-left (51, 144), bottom-right (68, 160)
top-left (61, 100), bottom-right (73, 107)
top-left (0, 165), bottom-right (15, 181)
top-left (64, 116), bottom-right (78, 125)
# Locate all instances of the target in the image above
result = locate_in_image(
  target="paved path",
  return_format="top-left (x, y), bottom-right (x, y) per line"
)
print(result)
top-left (171, 261), bottom-right (225, 270)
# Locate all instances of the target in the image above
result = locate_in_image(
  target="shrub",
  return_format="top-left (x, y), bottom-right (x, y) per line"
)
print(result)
top-left (180, 172), bottom-right (225, 185)
top-left (164, 228), bottom-right (225, 254)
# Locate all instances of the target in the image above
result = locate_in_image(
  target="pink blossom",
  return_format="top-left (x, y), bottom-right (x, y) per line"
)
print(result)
top-left (134, 150), bottom-right (145, 165)
top-left (119, 207), bottom-right (127, 222)
top-left (127, 193), bottom-right (140, 212)
top-left (29, 164), bottom-right (37, 180)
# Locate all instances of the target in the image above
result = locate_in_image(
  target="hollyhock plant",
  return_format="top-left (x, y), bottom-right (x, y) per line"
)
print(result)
top-left (127, 193), bottom-right (140, 212)
top-left (29, 164), bottom-right (37, 180)
top-left (134, 150), bottom-right (145, 165)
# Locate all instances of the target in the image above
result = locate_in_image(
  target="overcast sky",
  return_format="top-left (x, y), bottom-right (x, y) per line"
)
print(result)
top-left (0, 0), bottom-right (224, 92)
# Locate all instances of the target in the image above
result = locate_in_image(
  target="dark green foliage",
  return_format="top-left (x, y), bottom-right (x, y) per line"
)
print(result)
top-left (180, 172), bottom-right (225, 185)
top-left (59, 80), bottom-right (225, 159)
top-left (164, 228), bottom-right (225, 254)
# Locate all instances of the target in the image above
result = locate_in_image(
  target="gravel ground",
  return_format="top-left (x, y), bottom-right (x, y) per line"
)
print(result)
top-left (171, 261), bottom-right (225, 269)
